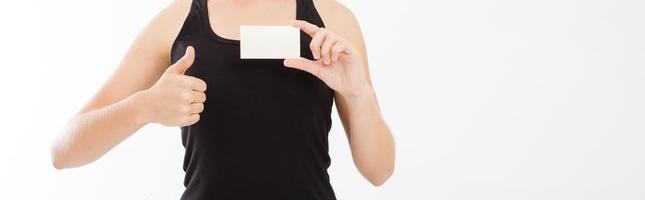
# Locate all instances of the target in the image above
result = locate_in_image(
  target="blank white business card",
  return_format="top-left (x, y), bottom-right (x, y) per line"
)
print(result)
top-left (240, 25), bottom-right (300, 59)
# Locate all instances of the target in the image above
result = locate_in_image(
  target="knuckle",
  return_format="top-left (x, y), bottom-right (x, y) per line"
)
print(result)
top-left (322, 49), bottom-right (329, 56)
top-left (197, 104), bottom-right (205, 112)
top-left (188, 79), bottom-right (197, 88)
top-left (181, 92), bottom-right (193, 102)
top-left (179, 105), bottom-right (190, 113)
top-left (179, 78), bottom-right (190, 87)
top-left (319, 30), bottom-right (328, 38)
top-left (333, 46), bottom-right (343, 53)
top-left (325, 33), bottom-right (334, 41)
top-left (315, 29), bottom-right (326, 38)
top-left (323, 41), bottom-right (331, 48)
top-left (199, 80), bottom-right (207, 90)
top-left (190, 115), bottom-right (200, 124)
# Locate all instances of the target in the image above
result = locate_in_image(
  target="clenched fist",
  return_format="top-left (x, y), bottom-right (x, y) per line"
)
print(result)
top-left (138, 46), bottom-right (207, 126)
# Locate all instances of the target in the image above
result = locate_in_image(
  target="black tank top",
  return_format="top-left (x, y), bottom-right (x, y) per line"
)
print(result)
top-left (170, 0), bottom-right (335, 199)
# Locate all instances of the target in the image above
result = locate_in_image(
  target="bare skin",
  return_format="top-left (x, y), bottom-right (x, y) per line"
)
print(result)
top-left (51, 0), bottom-right (395, 186)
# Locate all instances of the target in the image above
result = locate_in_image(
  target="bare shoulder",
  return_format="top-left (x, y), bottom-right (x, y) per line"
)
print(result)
top-left (312, 0), bottom-right (365, 50)
top-left (160, 0), bottom-right (193, 29)
top-left (143, 0), bottom-right (194, 59)
top-left (312, 0), bottom-right (359, 28)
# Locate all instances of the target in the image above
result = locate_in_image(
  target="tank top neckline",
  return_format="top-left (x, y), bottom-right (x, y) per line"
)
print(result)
top-left (199, 0), bottom-right (304, 45)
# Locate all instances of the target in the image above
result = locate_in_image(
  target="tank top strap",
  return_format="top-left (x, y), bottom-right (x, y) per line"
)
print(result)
top-left (179, 0), bottom-right (207, 35)
top-left (171, 0), bottom-right (208, 61)
top-left (297, 0), bottom-right (326, 28)
top-left (195, 0), bottom-right (214, 35)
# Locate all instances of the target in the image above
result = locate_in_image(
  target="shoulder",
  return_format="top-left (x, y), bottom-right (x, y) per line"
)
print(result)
top-left (165, 0), bottom-right (193, 17)
top-left (146, 0), bottom-right (194, 36)
top-left (312, 0), bottom-right (371, 80)
top-left (312, 0), bottom-right (366, 54)
top-left (313, 0), bottom-right (361, 32)
top-left (312, 0), bottom-right (355, 17)
top-left (136, 0), bottom-right (194, 59)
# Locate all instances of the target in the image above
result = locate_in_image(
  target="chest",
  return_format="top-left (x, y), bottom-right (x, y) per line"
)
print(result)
top-left (207, 0), bottom-right (297, 41)
top-left (176, 38), bottom-right (333, 115)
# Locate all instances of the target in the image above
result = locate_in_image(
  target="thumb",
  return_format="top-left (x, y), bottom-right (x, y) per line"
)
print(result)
top-left (283, 58), bottom-right (324, 77)
top-left (166, 46), bottom-right (195, 74)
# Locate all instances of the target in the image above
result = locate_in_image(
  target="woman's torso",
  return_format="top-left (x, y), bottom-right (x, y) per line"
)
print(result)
top-left (170, 0), bottom-right (336, 199)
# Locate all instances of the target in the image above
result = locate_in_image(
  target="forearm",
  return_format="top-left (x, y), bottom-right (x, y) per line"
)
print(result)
top-left (51, 91), bottom-right (149, 169)
top-left (342, 87), bottom-right (395, 185)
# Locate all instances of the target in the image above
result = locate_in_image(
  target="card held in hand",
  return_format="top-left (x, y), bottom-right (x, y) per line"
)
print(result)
top-left (240, 25), bottom-right (301, 59)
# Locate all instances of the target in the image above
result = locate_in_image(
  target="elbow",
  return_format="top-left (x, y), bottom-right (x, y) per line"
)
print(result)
top-left (51, 116), bottom-right (94, 170)
top-left (50, 145), bottom-right (66, 170)
top-left (356, 149), bottom-right (396, 187)
top-left (51, 144), bottom-right (74, 170)
top-left (361, 162), bottom-right (394, 187)
top-left (366, 168), bottom-right (394, 187)
top-left (52, 159), bottom-right (65, 170)
top-left (51, 141), bottom-right (97, 170)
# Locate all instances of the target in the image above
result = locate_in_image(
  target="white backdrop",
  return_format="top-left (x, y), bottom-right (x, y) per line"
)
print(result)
top-left (1, 0), bottom-right (644, 199)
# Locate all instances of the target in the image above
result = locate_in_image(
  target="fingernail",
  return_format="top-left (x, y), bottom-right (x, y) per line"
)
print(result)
top-left (283, 59), bottom-right (294, 67)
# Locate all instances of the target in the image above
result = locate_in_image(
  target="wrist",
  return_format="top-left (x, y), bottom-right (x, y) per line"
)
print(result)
top-left (340, 85), bottom-right (383, 123)
top-left (341, 86), bottom-right (379, 116)
top-left (342, 84), bottom-right (376, 103)
top-left (127, 90), bottom-right (155, 126)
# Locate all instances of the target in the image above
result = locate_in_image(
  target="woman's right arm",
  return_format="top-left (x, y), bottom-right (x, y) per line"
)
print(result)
top-left (51, 0), bottom-right (203, 169)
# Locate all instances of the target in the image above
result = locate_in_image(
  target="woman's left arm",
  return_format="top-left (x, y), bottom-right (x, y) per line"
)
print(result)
top-left (284, 2), bottom-right (395, 186)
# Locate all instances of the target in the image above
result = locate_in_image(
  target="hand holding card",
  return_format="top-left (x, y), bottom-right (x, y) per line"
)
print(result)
top-left (283, 20), bottom-right (372, 98)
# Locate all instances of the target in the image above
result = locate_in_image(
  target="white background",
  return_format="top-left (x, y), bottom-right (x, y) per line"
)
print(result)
top-left (1, 0), bottom-right (644, 199)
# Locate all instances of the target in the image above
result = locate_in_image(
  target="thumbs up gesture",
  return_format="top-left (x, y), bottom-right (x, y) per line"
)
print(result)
top-left (140, 46), bottom-right (207, 127)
